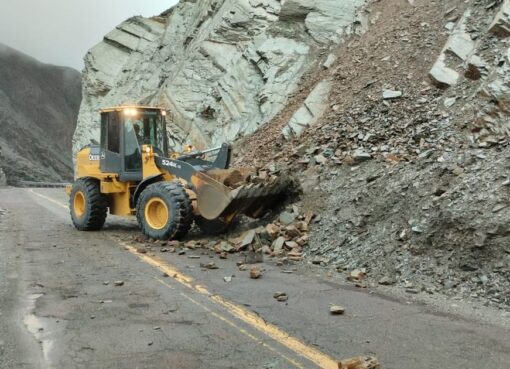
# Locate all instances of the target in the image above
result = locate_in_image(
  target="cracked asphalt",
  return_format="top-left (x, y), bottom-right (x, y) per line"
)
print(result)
top-left (0, 188), bottom-right (509, 369)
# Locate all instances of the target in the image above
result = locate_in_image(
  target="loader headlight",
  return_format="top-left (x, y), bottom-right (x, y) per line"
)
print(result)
top-left (161, 110), bottom-right (167, 116)
top-left (123, 108), bottom-right (138, 116)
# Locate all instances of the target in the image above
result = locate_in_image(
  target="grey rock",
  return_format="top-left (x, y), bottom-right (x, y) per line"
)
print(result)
top-left (378, 276), bottom-right (396, 286)
top-left (272, 237), bottom-right (286, 255)
top-left (352, 149), bottom-right (372, 162)
top-left (445, 29), bottom-right (475, 61)
top-left (382, 89), bottom-right (402, 100)
top-left (329, 305), bottom-right (345, 315)
top-left (323, 53), bottom-right (337, 69)
top-left (429, 58), bottom-right (459, 88)
top-left (282, 80), bottom-right (332, 139)
top-left (489, 0), bottom-right (510, 37)
top-left (444, 97), bottom-right (457, 108)
top-left (279, 211), bottom-right (297, 225)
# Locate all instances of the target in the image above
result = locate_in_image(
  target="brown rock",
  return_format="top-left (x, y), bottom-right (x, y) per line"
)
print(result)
top-left (295, 221), bottom-right (309, 232)
top-left (304, 211), bottom-right (314, 225)
top-left (285, 225), bottom-right (302, 238)
top-left (250, 266), bottom-right (261, 279)
top-left (285, 241), bottom-right (299, 250)
top-left (338, 356), bottom-right (380, 369)
top-left (347, 269), bottom-right (366, 282)
top-left (266, 223), bottom-right (281, 239)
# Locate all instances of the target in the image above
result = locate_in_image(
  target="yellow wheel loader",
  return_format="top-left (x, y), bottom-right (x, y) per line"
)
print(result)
top-left (67, 106), bottom-right (289, 240)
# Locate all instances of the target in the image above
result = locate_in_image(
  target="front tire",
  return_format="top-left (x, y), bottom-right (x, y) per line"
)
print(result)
top-left (70, 178), bottom-right (108, 231)
top-left (136, 182), bottom-right (192, 240)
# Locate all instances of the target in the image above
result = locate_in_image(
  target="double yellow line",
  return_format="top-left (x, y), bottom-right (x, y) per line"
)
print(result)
top-left (29, 189), bottom-right (340, 369)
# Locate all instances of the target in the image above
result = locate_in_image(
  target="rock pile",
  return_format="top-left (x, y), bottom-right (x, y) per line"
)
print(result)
top-left (132, 205), bottom-right (316, 267)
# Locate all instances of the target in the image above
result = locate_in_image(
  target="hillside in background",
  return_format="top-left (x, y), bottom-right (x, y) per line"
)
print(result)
top-left (0, 43), bottom-right (81, 185)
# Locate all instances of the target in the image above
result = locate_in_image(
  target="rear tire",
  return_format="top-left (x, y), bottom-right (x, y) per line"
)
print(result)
top-left (136, 182), bottom-right (192, 240)
top-left (70, 178), bottom-right (108, 231)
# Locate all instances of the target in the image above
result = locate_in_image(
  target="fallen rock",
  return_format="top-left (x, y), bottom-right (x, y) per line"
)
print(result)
top-left (114, 280), bottom-right (124, 287)
top-left (382, 89), bottom-right (402, 99)
top-left (429, 59), bottom-right (459, 88)
top-left (272, 237), bottom-right (286, 255)
top-left (200, 262), bottom-right (219, 270)
top-left (285, 225), bottom-right (302, 238)
top-left (347, 269), bottom-right (366, 282)
top-left (323, 53), bottom-right (337, 69)
top-left (353, 149), bottom-right (372, 162)
top-left (489, 1), bottom-right (510, 37)
top-left (338, 356), bottom-right (380, 369)
top-left (221, 242), bottom-right (235, 253)
top-left (330, 305), bottom-right (345, 315)
top-left (378, 276), bottom-right (396, 286)
top-left (238, 229), bottom-right (256, 251)
top-left (273, 292), bottom-right (288, 302)
top-left (279, 211), bottom-right (297, 225)
top-left (223, 276), bottom-right (233, 283)
top-left (250, 266), bottom-right (262, 279)
top-left (266, 223), bottom-right (281, 239)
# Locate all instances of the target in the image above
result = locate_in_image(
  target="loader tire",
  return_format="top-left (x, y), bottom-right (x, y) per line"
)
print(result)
top-left (194, 216), bottom-right (231, 235)
top-left (70, 178), bottom-right (108, 231)
top-left (136, 182), bottom-right (192, 240)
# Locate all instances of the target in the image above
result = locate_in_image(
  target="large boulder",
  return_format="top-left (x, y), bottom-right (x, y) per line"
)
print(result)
top-left (74, 0), bottom-right (365, 153)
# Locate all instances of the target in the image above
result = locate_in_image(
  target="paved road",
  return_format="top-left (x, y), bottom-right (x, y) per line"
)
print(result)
top-left (0, 188), bottom-right (509, 369)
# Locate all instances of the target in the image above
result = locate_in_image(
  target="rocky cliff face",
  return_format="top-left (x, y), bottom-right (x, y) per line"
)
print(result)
top-left (74, 0), bottom-right (366, 153)
top-left (0, 44), bottom-right (81, 185)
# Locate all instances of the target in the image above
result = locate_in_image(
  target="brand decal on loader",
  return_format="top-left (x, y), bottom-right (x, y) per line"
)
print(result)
top-left (89, 154), bottom-right (100, 161)
top-left (162, 159), bottom-right (182, 169)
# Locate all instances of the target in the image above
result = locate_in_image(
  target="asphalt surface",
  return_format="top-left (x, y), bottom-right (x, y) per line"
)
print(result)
top-left (0, 187), bottom-right (509, 369)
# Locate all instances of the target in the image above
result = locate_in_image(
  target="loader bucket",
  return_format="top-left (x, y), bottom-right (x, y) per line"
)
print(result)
top-left (191, 170), bottom-right (290, 221)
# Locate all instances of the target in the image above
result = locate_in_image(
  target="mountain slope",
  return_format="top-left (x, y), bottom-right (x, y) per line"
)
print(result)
top-left (73, 0), bottom-right (366, 154)
top-left (0, 43), bottom-right (81, 184)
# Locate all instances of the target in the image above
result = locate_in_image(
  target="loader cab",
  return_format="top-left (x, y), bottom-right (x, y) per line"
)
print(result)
top-left (99, 106), bottom-right (168, 181)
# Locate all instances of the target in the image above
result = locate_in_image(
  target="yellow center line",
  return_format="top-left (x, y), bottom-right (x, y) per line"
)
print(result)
top-left (153, 278), bottom-right (304, 368)
top-left (30, 189), bottom-right (69, 210)
top-left (29, 188), bottom-right (340, 369)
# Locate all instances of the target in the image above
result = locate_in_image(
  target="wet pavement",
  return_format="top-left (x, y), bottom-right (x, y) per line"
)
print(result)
top-left (0, 188), bottom-right (509, 369)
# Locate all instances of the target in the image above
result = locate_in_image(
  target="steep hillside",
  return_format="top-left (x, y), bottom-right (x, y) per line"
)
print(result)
top-left (0, 43), bottom-right (81, 185)
top-left (74, 0), bottom-right (367, 153)
top-left (234, 0), bottom-right (510, 309)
